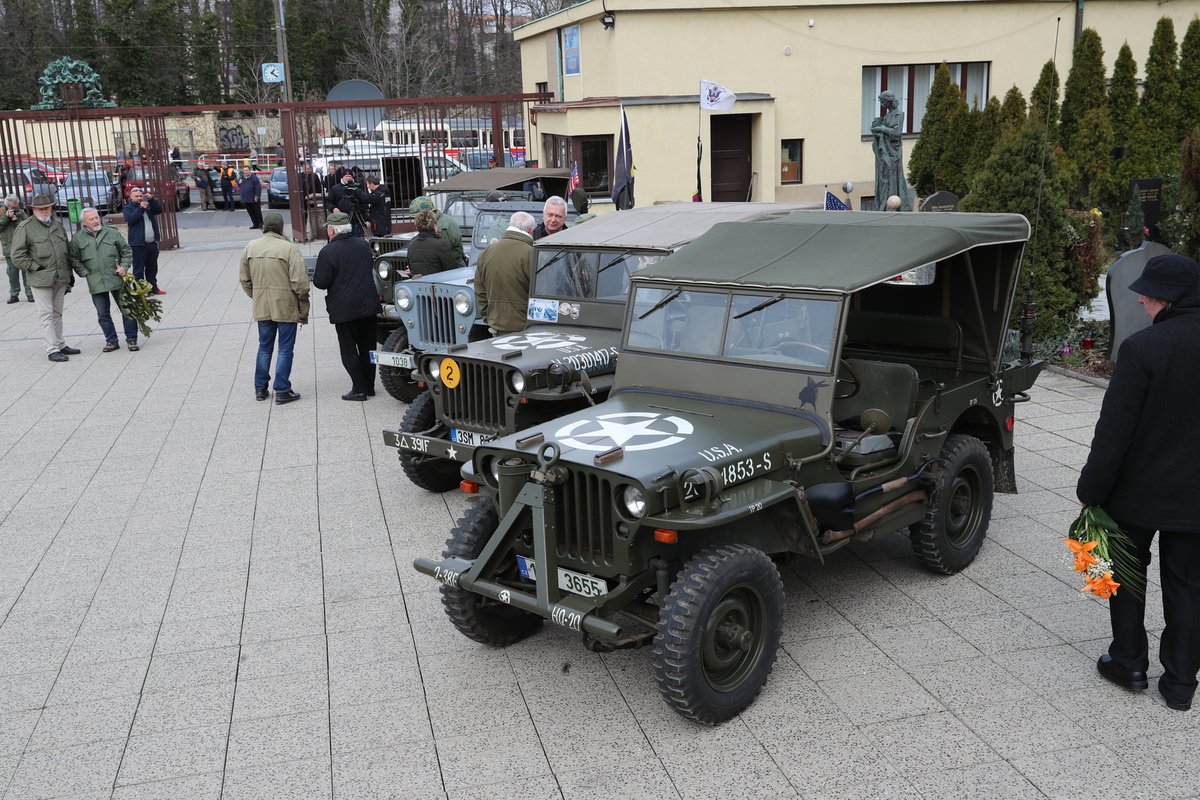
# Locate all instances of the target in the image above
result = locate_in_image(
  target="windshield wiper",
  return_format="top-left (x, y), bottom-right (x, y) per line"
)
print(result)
top-left (733, 294), bottom-right (784, 320)
top-left (597, 249), bottom-right (636, 275)
top-left (638, 288), bottom-right (682, 320)
top-left (534, 250), bottom-right (569, 275)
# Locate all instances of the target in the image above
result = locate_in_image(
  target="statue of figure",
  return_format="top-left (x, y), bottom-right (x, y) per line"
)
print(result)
top-left (30, 57), bottom-right (117, 110)
top-left (871, 91), bottom-right (907, 211)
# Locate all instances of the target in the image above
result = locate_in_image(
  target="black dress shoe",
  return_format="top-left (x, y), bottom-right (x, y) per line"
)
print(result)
top-left (1158, 680), bottom-right (1193, 711)
top-left (255, 387), bottom-right (269, 401)
top-left (366, 387), bottom-right (375, 396)
top-left (59, 346), bottom-right (81, 355)
top-left (47, 351), bottom-right (68, 362)
top-left (1097, 654), bottom-right (1149, 692)
top-left (6, 296), bottom-right (17, 304)
top-left (341, 391), bottom-right (368, 401)
top-left (274, 390), bottom-right (301, 405)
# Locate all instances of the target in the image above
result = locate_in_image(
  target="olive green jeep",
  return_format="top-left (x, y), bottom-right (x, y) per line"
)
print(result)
top-left (414, 211), bottom-right (1044, 724)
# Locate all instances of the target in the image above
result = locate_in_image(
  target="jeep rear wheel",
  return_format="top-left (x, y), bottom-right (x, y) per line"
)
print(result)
top-left (441, 497), bottom-right (542, 647)
top-left (910, 433), bottom-right (993, 574)
top-left (378, 327), bottom-right (421, 403)
top-left (399, 391), bottom-right (461, 493)
top-left (653, 545), bottom-right (783, 724)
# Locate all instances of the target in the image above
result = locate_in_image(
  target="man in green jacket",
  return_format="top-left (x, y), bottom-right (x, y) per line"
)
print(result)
top-left (70, 207), bottom-right (139, 353)
top-left (11, 194), bottom-right (77, 362)
top-left (240, 212), bottom-right (309, 403)
top-left (0, 195), bottom-right (32, 303)
top-left (474, 210), bottom-right (535, 335)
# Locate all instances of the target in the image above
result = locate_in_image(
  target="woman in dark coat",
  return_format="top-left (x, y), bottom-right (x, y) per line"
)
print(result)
top-left (405, 210), bottom-right (457, 277)
top-left (1077, 253), bottom-right (1200, 712)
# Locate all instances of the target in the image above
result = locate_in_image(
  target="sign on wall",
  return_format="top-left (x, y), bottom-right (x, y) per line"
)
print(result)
top-left (563, 26), bottom-right (581, 76)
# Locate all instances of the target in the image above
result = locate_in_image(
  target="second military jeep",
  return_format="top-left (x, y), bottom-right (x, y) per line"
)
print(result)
top-left (414, 211), bottom-right (1044, 724)
top-left (384, 202), bottom-right (817, 492)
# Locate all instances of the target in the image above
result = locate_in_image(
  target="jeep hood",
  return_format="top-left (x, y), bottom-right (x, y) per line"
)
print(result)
top-left (445, 326), bottom-right (622, 374)
top-left (480, 391), bottom-right (824, 484)
top-left (413, 266), bottom-right (475, 288)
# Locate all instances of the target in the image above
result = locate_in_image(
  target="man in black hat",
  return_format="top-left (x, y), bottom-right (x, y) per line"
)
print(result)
top-left (1078, 253), bottom-right (1200, 712)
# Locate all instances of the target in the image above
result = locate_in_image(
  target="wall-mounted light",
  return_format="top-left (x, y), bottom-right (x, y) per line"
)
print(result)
top-left (600, 11), bottom-right (615, 29)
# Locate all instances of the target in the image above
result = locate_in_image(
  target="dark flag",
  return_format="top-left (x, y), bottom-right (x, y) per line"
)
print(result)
top-left (824, 191), bottom-right (850, 211)
top-left (693, 137), bottom-right (703, 202)
top-left (612, 105), bottom-right (634, 210)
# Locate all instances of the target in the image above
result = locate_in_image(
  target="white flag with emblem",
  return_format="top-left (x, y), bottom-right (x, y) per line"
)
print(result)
top-left (700, 79), bottom-right (737, 111)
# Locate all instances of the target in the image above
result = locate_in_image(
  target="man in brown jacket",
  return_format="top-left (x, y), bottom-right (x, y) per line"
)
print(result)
top-left (239, 213), bottom-right (309, 403)
top-left (474, 210), bottom-right (535, 336)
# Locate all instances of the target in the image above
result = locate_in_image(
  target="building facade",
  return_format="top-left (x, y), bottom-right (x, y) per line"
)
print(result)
top-left (514, 0), bottom-right (1200, 209)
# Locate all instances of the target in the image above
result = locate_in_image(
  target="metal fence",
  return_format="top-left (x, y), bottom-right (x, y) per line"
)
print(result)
top-left (0, 93), bottom-right (550, 247)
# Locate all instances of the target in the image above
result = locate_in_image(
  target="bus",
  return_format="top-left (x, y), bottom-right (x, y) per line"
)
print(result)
top-left (375, 117), bottom-right (527, 166)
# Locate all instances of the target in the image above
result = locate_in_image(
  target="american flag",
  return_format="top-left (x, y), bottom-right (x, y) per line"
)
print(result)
top-left (570, 161), bottom-right (580, 190)
top-left (824, 191), bottom-right (850, 211)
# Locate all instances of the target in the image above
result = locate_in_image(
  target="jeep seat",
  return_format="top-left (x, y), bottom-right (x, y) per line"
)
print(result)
top-left (832, 358), bottom-right (919, 431)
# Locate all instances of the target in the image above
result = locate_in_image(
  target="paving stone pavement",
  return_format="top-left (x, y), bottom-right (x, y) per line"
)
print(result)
top-left (0, 231), bottom-right (1195, 800)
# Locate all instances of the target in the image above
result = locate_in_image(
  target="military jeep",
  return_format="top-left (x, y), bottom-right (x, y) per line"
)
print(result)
top-left (384, 202), bottom-right (817, 492)
top-left (414, 211), bottom-right (1044, 724)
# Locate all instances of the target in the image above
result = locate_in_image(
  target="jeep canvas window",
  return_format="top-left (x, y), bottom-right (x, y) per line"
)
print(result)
top-left (885, 262), bottom-right (937, 286)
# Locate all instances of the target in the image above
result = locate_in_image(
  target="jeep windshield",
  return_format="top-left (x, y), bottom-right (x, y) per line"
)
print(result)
top-left (531, 249), bottom-right (665, 300)
top-left (627, 286), bottom-right (839, 370)
top-left (473, 210), bottom-right (514, 250)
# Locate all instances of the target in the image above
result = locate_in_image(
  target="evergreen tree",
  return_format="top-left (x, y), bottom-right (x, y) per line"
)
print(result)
top-left (1060, 28), bottom-right (1106, 160)
top-left (1108, 42), bottom-right (1139, 156)
top-left (1180, 19), bottom-right (1200, 140)
top-left (999, 86), bottom-right (1028, 141)
top-left (191, 7), bottom-right (222, 104)
top-left (967, 96), bottom-right (1003, 177)
top-left (99, 0), bottom-right (152, 104)
top-left (1179, 128), bottom-right (1200, 259)
top-left (1072, 106), bottom-right (1116, 210)
top-left (1029, 60), bottom-right (1060, 135)
top-left (942, 94), bottom-right (976, 196)
top-left (962, 119), bottom-right (1082, 339)
top-left (906, 63), bottom-right (961, 196)
top-left (68, 0), bottom-right (103, 67)
top-left (1141, 16), bottom-right (1180, 176)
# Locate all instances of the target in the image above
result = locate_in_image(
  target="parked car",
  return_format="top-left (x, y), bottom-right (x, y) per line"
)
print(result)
top-left (413, 210), bottom-right (1045, 724)
top-left (462, 151), bottom-right (521, 170)
top-left (120, 166), bottom-right (191, 211)
top-left (0, 165), bottom-right (58, 205)
top-left (384, 202), bottom-right (821, 493)
top-left (54, 170), bottom-right (119, 215)
top-left (267, 167), bottom-right (290, 208)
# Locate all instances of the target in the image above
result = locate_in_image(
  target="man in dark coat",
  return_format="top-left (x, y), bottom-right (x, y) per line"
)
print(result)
top-left (363, 175), bottom-right (391, 236)
top-left (312, 210), bottom-right (379, 401)
top-left (123, 186), bottom-right (166, 295)
top-left (240, 166), bottom-right (264, 230)
top-left (531, 196), bottom-right (568, 240)
top-left (406, 210), bottom-right (457, 277)
top-left (1078, 253), bottom-right (1200, 712)
top-left (219, 166), bottom-right (237, 211)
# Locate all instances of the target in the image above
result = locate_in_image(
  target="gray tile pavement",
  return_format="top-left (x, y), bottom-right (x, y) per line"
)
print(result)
top-left (0, 228), bottom-right (1195, 799)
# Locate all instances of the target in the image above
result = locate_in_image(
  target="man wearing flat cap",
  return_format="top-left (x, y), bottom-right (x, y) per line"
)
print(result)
top-left (1078, 253), bottom-right (1200, 713)
top-left (240, 213), bottom-right (309, 404)
top-left (11, 194), bottom-right (78, 362)
top-left (312, 210), bottom-right (379, 401)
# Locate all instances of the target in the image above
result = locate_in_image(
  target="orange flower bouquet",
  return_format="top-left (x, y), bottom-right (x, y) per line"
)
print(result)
top-left (1065, 505), bottom-right (1144, 601)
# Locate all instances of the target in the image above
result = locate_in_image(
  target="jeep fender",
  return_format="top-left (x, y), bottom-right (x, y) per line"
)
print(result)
top-left (950, 406), bottom-right (1016, 493)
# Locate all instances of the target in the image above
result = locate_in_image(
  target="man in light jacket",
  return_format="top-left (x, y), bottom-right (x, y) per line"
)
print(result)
top-left (69, 207), bottom-right (140, 352)
top-left (239, 213), bottom-right (309, 404)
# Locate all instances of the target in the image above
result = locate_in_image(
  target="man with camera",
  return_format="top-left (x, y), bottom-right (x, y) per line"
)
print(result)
top-left (363, 175), bottom-right (391, 236)
top-left (329, 172), bottom-right (368, 238)
top-left (240, 165), bottom-right (264, 230)
top-left (1, 195), bottom-right (32, 303)
top-left (123, 186), bottom-right (166, 295)
top-left (193, 161), bottom-right (215, 210)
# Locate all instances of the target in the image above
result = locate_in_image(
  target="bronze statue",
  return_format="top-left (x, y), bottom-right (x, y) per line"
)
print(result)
top-left (870, 91), bottom-right (906, 210)
top-left (31, 57), bottom-right (116, 110)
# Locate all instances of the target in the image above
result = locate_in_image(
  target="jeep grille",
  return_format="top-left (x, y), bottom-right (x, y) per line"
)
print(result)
top-left (555, 470), bottom-right (616, 567)
top-left (441, 361), bottom-right (510, 434)
top-left (412, 286), bottom-right (460, 348)
top-left (373, 239), bottom-right (407, 256)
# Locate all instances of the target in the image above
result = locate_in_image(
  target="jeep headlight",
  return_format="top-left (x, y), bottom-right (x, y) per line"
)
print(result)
top-left (508, 371), bottom-right (525, 394)
top-left (395, 286), bottom-right (413, 311)
top-left (453, 290), bottom-right (472, 316)
top-left (428, 360), bottom-right (440, 380)
top-left (377, 261), bottom-right (390, 279)
top-left (620, 485), bottom-right (646, 518)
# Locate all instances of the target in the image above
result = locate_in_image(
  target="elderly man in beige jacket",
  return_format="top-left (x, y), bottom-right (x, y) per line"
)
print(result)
top-left (239, 213), bottom-right (309, 404)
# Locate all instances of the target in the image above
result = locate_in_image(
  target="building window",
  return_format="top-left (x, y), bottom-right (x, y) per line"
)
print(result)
top-left (861, 62), bottom-right (990, 136)
top-left (541, 134), bottom-right (613, 195)
top-left (780, 139), bottom-right (803, 184)
top-left (536, 82), bottom-right (549, 95)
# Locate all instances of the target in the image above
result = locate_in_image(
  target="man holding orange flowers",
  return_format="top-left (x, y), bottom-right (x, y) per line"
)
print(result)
top-left (1077, 253), bottom-right (1200, 713)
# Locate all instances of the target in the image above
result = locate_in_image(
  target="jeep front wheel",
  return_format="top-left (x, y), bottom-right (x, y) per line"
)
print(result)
top-left (441, 497), bottom-right (542, 647)
top-left (652, 545), bottom-right (783, 724)
top-left (910, 433), bottom-right (993, 574)
top-left (399, 391), bottom-right (461, 493)
top-left (378, 327), bottom-right (421, 403)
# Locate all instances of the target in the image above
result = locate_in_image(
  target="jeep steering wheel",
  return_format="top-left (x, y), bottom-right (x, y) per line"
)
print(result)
top-left (834, 358), bottom-right (861, 400)
top-left (767, 339), bottom-right (829, 364)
